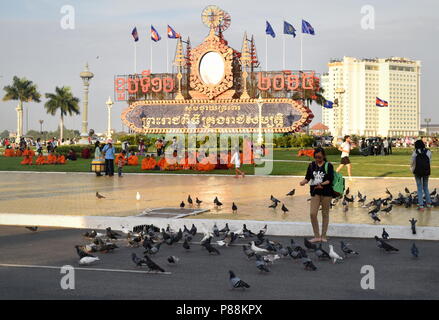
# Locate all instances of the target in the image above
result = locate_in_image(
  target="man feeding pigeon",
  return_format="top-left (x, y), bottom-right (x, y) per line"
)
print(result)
top-left (300, 147), bottom-right (335, 243)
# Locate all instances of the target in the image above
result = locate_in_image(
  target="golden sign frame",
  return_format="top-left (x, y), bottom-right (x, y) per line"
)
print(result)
top-left (121, 98), bottom-right (311, 134)
top-left (189, 29), bottom-right (234, 100)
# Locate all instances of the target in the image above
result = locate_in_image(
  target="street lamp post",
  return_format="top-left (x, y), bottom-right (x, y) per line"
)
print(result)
top-left (39, 120), bottom-right (44, 133)
top-left (424, 118), bottom-right (431, 137)
top-left (79, 63), bottom-right (94, 144)
top-left (332, 88), bottom-right (345, 146)
top-left (106, 96), bottom-right (114, 139)
top-left (257, 95), bottom-right (264, 144)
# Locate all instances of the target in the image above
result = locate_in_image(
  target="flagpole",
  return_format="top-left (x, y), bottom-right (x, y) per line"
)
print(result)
top-left (134, 42), bottom-right (137, 74)
top-left (300, 19), bottom-right (303, 71)
top-left (166, 35), bottom-right (169, 73)
top-left (265, 34), bottom-right (268, 72)
top-left (150, 34), bottom-right (153, 73)
top-left (282, 33), bottom-right (285, 70)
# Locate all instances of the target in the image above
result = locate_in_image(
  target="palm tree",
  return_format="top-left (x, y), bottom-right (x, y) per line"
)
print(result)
top-left (44, 86), bottom-right (80, 141)
top-left (2, 76), bottom-right (41, 141)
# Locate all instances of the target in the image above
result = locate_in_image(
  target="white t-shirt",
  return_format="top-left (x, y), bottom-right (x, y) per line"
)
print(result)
top-left (230, 151), bottom-right (241, 168)
top-left (341, 142), bottom-right (351, 158)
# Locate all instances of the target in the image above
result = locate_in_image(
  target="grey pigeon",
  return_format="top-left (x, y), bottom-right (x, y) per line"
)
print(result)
top-left (374, 236), bottom-right (399, 252)
top-left (243, 245), bottom-right (255, 259)
top-left (382, 228), bottom-right (390, 240)
top-left (131, 253), bottom-right (147, 267)
top-left (302, 257), bottom-right (317, 271)
top-left (286, 189), bottom-right (295, 196)
top-left (167, 255), bottom-right (179, 264)
top-left (409, 218), bottom-right (417, 235)
top-left (229, 270), bottom-right (250, 289)
top-left (340, 241), bottom-right (359, 257)
top-left (411, 243), bottom-right (419, 258)
top-left (315, 243), bottom-right (330, 259)
top-left (255, 254), bottom-right (270, 272)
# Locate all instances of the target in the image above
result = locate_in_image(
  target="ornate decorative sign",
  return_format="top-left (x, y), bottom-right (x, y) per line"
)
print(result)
top-left (122, 98), bottom-right (312, 134)
top-left (119, 5), bottom-right (317, 135)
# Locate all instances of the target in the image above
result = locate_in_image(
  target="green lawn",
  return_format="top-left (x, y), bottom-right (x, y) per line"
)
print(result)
top-left (1, 148), bottom-right (437, 177)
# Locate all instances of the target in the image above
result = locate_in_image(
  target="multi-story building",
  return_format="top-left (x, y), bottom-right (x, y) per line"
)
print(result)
top-left (321, 56), bottom-right (421, 137)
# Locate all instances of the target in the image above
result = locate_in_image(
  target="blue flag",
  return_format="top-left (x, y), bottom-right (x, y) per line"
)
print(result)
top-left (131, 27), bottom-right (139, 42)
top-left (323, 100), bottom-right (334, 109)
top-left (265, 21), bottom-right (276, 38)
top-left (302, 19), bottom-right (315, 35)
top-left (283, 21), bottom-right (296, 37)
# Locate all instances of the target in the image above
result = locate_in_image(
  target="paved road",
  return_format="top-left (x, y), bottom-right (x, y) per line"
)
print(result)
top-left (0, 225), bottom-right (438, 300)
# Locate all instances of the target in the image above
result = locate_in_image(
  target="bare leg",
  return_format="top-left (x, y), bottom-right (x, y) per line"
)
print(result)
top-left (336, 164), bottom-right (344, 173)
top-left (346, 164), bottom-right (352, 177)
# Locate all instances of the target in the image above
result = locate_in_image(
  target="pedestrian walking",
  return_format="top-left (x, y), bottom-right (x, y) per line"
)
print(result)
top-left (336, 135), bottom-right (352, 179)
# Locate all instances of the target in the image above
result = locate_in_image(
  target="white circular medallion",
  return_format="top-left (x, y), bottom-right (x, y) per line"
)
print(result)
top-left (199, 51), bottom-right (225, 85)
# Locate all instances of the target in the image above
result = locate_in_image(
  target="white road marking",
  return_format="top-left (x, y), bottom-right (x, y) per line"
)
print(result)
top-left (0, 263), bottom-right (171, 275)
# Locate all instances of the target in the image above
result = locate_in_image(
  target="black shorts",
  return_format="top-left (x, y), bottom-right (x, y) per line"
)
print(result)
top-left (341, 156), bottom-right (351, 165)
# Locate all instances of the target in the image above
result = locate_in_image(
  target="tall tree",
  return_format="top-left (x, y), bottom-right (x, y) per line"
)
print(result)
top-left (44, 86), bottom-right (80, 141)
top-left (2, 76), bottom-right (41, 141)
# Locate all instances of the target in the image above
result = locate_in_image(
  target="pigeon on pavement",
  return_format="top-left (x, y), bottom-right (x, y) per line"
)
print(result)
top-left (96, 192), bottom-right (105, 199)
top-left (340, 241), bottom-right (359, 257)
top-left (79, 256), bottom-right (100, 265)
top-left (229, 270), bottom-right (250, 289)
top-left (329, 245), bottom-right (343, 263)
top-left (255, 254), bottom-right (270, 272)
top-left (409, 218), bottom-right (417, 235)
top-left (411, 243), bottom-right (419, 258)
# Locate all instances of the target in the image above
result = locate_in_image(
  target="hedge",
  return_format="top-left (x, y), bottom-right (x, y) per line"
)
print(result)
top-left (54, 144), bottom-right (139, 158)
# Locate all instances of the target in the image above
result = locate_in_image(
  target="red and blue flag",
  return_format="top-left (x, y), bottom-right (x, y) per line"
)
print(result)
top-left (167, 25), bottom-right (180, 39)
top-left (376, 97), bottom-right (389, 107)
top-left (151, 25), bottom-right (161, 42)
top-left (131, 27), bottom-right (139, 42)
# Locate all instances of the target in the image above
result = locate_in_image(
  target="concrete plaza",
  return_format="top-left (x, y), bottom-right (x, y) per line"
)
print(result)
top-left (0, 225), bottom-right (438, 300)
top-left (0, 172), bottom-right (438, 227)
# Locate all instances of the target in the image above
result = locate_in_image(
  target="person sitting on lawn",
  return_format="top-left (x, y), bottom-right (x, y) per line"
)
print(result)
top-left (127, 151), bottom-right (139, 166)
top-left (20, 147), bottom-right (34, 165)
top-left (35, 154), bottom-right (47, 165)
top-left (56, 154), bottom-right (67, 164)
top-left (115, 151), bottom-right (127, 167)
top-left (141, 154), bottom-right (150, 170)
top-left (66, 149), bottom-right (77, 161)
top-left (47, 152), bottom-right (57, 164)
top-left (157, 155), bottom-right (168, 170)
top-left (149, 154), bottom-right (158, 170)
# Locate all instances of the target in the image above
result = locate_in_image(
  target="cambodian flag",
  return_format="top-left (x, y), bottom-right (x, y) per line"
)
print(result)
top-left (167, 25), bottom-right (180, 39)
top-left (151, 25), bottom-right (161, 42)
top-left (376, 97), bottom-right (389, 107)
top-left (323, 100), bottom-right (334, 109)
top-left (131, 27), bottom-right (139, 42)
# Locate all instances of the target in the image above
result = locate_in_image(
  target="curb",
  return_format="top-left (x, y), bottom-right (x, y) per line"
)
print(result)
top-left (0, 171), bottom-right (438, 180)
top-left (0, 213), bottom-right (437, 241)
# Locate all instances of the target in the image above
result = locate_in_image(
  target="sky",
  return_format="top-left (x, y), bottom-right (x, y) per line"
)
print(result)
top-left (0, 0), bottom-right (438, 134)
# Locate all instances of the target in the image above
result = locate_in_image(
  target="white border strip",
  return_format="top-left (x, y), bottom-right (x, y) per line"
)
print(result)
top-left (1, 213), bottom-right (438, 240)
top-left (0, 263), bottom-right (171, 275)
top-left (0, 171), bottom-right (438, 180)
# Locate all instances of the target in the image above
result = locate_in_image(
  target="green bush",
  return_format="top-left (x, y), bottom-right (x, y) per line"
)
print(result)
top-left (54, 144), bottom-right (139, 158)
top-left (273, 134), bottom-right (315, 148)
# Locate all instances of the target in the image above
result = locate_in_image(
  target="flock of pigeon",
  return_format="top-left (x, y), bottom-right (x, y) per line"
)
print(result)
top-left (69, 185), bottom-right (434, 289)
top-left (71, 217), bottom-right (421, 290)
top-left (334, 186), bottom-right (438, 223)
